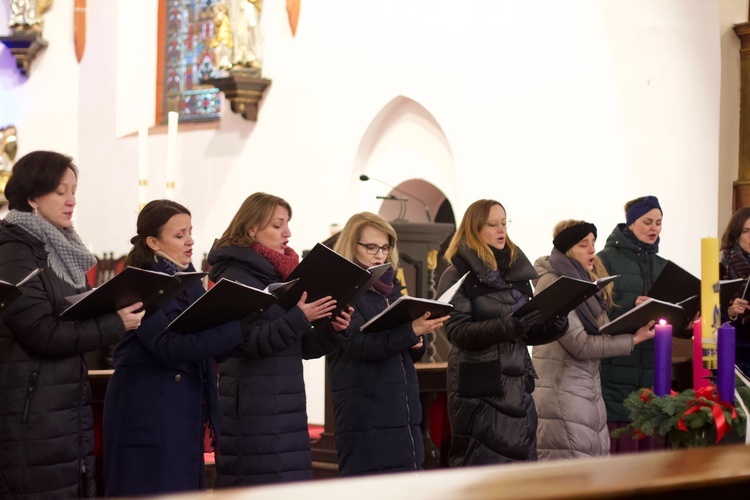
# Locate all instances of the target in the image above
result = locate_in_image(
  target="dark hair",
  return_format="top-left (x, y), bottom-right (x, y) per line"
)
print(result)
top-left (721, 207), bottom-right (750, 251)
top-left (4, 150), bottom-right (78, 211)
top-left (125, 200), bottom-right (191, 268)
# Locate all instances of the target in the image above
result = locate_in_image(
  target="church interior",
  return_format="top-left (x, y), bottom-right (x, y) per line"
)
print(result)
top-left (3, 0), bottom-right (750, 498)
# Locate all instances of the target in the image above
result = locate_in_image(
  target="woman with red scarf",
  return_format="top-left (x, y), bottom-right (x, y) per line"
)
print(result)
top-left (207, 192), bottom-right (351, 487)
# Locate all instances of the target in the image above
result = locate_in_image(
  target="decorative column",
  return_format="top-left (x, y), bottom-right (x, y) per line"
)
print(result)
top-left (733, 22), bottom-right (750, 210)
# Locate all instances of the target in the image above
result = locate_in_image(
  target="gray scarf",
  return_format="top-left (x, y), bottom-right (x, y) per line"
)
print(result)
top-left (549, 248), bottom-right (606, 335)
top-left (5, 209), bottom-right (96, 290)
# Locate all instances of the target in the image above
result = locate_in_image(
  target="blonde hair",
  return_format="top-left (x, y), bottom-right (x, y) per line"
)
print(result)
top-left (214, 192), bottom-right (292, 249)
top-left (333, 212), bottom-right (400, 269)
top-left (552, 219), bottom-right (613, 307)
top-left (444, 199), bottom-right (516, 270)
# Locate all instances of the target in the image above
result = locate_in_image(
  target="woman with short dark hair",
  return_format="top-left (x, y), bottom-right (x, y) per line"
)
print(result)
top-left (0, 150), bottom-right (143, 498)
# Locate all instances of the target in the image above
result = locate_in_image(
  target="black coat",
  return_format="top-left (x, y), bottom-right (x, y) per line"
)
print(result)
top-left (0, 221), bottom-right (125, 498)
top-left (103, 258), bottom-right (243, 497)
top-left (327, 281), bottom-right (426, 476)
top-left (207, 244), bottom-right (344, 487)
top-left (436, 244), bottom-right (567, 467)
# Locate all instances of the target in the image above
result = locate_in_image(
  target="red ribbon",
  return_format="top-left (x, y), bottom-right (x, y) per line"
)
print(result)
top-left (677, 385), bottom-right (738, 443)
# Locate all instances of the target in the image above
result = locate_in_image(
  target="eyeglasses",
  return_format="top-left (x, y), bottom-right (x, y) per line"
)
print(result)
top-left (485, 219), bottom-right (511, 229)
top-left (358, 242), bottom-right (392, 255)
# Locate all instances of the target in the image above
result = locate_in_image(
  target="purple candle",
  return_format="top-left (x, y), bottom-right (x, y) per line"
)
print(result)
top-left (653, 320), bottom-right (672, 397)
top-left (717, 322), bottom-right (736, 403)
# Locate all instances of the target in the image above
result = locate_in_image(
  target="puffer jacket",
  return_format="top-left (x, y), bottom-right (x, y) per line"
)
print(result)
top-left (436, 244), bottom-right (567, 466)
top-left (207, 244), bottom-right (344, 487)
top-left (597, 224), bottom-right (666, 422)
top-left (327, 280), bottom-right (425, 476)
top-left (0, 221), bottom-right (125, 498)
top-left (531, 256), bottom-right (633, 460)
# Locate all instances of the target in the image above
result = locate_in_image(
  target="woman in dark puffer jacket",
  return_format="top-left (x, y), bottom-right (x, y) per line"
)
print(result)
top-left (436, 199), bottom-right (568, 467)
top-left (208, 192), bottom-right (351, 487)
top-left (0, 151), bottom-right (143, 498)
top-left (328, 212), bottom-right (448, 476)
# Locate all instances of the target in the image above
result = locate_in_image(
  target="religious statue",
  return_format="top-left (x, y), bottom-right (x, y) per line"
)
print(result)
top-left (8, 0), bottom-right (52, 31)
top-left (0, 125), bottom-right (18, 207)
top-left (209, 2), bottom-right (234, 71)
top-left (210, 0), bottom-right (263, 73)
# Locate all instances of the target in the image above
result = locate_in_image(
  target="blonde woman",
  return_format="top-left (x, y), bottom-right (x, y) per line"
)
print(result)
top-left (531, 220), bottom-right (654, 460)
top-left (329, 212), bottom-right (447, 476)
top-left (436, 199), bottom-right (568, 466)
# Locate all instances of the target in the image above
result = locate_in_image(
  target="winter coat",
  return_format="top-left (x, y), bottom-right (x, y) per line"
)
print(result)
top-left (103, 257), bottom-right (243, 497)
top-left (531, 256), bottom-right (633, 460)
top-left (0, 221), bottom-right (125, 498)
top-left (719, 248), bottom-right (750, 375)
top-left (327, 280), bottom-right (426, 476)
top-left (597, 224), bottom-right (666, 422)
top-left (436, 244), bottom-right (567, 467)
top-left (207, 244), bottom-right (344, 487)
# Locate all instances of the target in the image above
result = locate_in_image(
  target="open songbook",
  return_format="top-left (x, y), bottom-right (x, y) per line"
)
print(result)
top-left (512, 275), bottom-right (619, 324)
top-left (718, 278), bottom-right (749, 308)
top-left (60, 267), bottom-right (206, 321)
top-left (167, 278), bottom-right (297, 334)
top-left (275, 243), bottom-right (392, 320)
top-left (648, 260), bottom-right (701, 322)
top-left (0, 268), bottom-right (42, 311)
top-left (359, 272), bottom-right (468, 333)
top-left (598, 296), bottom-right (697, 336)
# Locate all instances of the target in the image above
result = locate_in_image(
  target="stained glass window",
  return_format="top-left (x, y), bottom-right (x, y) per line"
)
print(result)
top-left (161, 0), bottom-right (222, 123)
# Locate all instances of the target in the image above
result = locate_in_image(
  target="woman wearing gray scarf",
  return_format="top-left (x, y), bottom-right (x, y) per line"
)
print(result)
top-left (0, 151), bottom-right (144, 498)
top-left (531, 220), bottom-right (654, 460)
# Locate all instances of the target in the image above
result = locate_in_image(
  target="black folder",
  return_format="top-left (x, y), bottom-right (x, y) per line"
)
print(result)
top-left (598, 297), bottom-right (687, 336)
top-left (648, 260), bottom-right (701, 305)
top-left (275, 243), bottom-right (391, 317)
top-left (718, 278), bottom-right (748, 307)
top-left (512, 275), bottom-right (618, 324)
top-left (60, 267), bottom-right (206, 321)
top-left (167, 278), bottom-right (280, 334)
top-left (0, 268), bottom-right (42, 311)
top-left (360, 296), bottom-right (454, 333)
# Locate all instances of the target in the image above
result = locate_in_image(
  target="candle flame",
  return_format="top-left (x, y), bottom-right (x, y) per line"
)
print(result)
top-left (659, 319), bottom-right (667, 325)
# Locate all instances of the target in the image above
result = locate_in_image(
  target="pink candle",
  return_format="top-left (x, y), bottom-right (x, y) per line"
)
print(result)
top-left (692, 318), bottom-right (711, 390)
top-left (654, 320), bottom-right (673, 396)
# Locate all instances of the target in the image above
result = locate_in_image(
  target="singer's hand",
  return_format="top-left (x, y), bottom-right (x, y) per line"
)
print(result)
top-left (634, 296), bottom-right (649, 307)
top-left (331, 306), bottom-right (353, 332)
top-left (297, 292), bottom-right (337, 323)
top-left (729, 298), bottom-right (749, 320)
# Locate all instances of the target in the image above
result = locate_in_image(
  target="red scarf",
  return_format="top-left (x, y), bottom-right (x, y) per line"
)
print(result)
top-left (251, 243), bottom-right (299, 279)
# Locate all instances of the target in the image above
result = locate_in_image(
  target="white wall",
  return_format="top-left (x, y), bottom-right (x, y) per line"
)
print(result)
top-left (1, 0), bottom-right (740, 423)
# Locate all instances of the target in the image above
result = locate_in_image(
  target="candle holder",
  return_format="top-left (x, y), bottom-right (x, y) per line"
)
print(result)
top-left (0, 31), bottom-right (48, 77)
top-left (201, 69), bottom-right (271, 121)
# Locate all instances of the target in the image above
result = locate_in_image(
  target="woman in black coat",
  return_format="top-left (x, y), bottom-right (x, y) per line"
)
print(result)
top-left (103, 200), bottom-right (244, 496)
top-left (207, 192), bottom-right (351, 487)
top-left (328, 212), bottom-right (448, 476)
top-left (0, 151), bottom-right (143, 498)
top-left (436, 199), bottom-right (568, 466)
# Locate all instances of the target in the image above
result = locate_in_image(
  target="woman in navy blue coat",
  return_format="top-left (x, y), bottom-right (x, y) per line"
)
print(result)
top-left (207, 192), bottom-right (352, 486)
top-left (328, 212), bottom-right (449, 476)
top-left (103, 200), bottom-right (244, 496)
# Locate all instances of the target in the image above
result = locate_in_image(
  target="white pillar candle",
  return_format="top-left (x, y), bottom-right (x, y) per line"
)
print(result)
top-left (166, 111), bottom-right (178, 198)
top-left (138, 109), bottom-right (149, 211)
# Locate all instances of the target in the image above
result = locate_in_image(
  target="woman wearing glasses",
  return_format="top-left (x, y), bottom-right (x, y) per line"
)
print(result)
top-left (206, 192), bottom-right (352, 486)
top-left (719, 207), bottom-right (750, 376)
top-left (328, 212), bottom-right (448, 476)
top-left (436, 199), bottom-right (568, 466)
